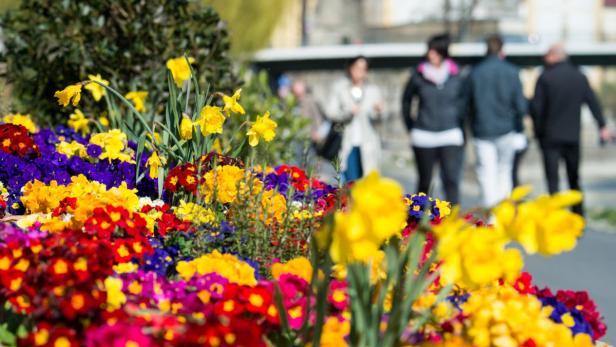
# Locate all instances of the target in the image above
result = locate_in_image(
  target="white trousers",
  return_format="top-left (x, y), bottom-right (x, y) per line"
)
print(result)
top-left (474, 132), bottom-right (517, 207)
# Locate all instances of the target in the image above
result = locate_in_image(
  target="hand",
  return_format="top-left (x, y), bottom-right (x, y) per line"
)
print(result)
top-left (351, 104), bottom-right (360, 116)
top-left (600, 127), bottom-right (612, 142)
top-left (373, 101), bottom-right (384, 114)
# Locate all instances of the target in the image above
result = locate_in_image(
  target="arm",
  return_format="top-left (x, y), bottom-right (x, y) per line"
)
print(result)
top-left (583, 75), bottom-right (606, 129)
top-left (512, 70), bottom-right (528, 132)
top-left (530, 75), bottom-right (546, 138)
top-left (325, 82), bottom-right (354, 122)
top-left (401, 73), bottom-right (417, 131)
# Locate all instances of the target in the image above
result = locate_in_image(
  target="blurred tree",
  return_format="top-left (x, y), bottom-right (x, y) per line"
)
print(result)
top-left (0, 0), bottom-right (19, 13)
top-left (204, 0), bottom-right (289, 57)
top-left (1, 0), bottom-right (240, 125)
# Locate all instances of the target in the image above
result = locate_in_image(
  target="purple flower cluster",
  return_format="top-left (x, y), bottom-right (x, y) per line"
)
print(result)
top-left (0, 126), bottom-right (157, 213)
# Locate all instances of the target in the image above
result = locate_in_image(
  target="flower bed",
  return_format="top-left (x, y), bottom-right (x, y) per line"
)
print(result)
top-left (0, 59), bottom-right (609, 346)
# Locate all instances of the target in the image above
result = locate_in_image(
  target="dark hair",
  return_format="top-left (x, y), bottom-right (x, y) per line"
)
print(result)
top-left (427, 34), bottom-right (450, 58)
top-left (347, 55), bottom-right (368, 69)
top-left (486, 34), bottom-right (503, 55)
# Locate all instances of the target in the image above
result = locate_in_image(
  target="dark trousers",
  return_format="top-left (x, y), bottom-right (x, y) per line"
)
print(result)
top-left (540, 141), bottom-right (583, 215)
top-left (413, 145), bottom-right (464, 205)
top-left (512, 147), bottom-right (528, 188)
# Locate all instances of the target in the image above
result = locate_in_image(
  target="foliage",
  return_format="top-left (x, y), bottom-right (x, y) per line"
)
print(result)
top-left (204, 0), bottom-right (290, 56)
top-left (221, 71), bottom-right (311, 165)
top-left (0, 0), bottom-right (240, 125)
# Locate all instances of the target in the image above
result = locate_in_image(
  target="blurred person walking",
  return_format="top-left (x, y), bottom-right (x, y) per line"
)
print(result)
top-left (401, 34), bottom-right (467, 204)
top-left (531, 44), bottom-right (611, 215)
top-left (326, 56), bottom-right (384, 182)
top-left (468, 34), bottom-right (527, 207)
top-left (291, 79), bottom-right (325, 167)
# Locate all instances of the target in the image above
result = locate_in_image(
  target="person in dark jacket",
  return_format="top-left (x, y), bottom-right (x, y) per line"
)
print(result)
top-left (402, 34), bottom-right (467, 204)
top-left (531, 43), bottom-right (611, 215)
top-left (468, 34), bottom-right (527, 207)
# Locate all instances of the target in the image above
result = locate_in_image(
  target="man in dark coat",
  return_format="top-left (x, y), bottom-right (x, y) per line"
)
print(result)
top-left (531, 44), bottom-right (611, 215)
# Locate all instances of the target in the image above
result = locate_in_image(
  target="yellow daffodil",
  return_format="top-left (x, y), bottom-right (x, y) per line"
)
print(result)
top-left (84, 74), bottom-right (109, 102)
top-left (2, 113), bottom-right (38, 133)
top-left (54, 84), bottom-right (82, 107)
top-left (125, 91), bottom-right (148, 112)
top-left (166, 56), bottom-right (195, 87)
top-left (246, 111), bottom-right (277, 147)
top-left (146, 151), bottom-right (164, 179)
top-left (68, 109), bottom-right (90, 135)
top-left (197, 105), bottom-right (225, 136)
top-left (180, 116), bottom-right (193, 140)
top-left (493, 189), bottom-right (585, 256)
top-left (222, 89), bottom-right (246, 115)
top-left (320, 171), bottom-right (407, 264)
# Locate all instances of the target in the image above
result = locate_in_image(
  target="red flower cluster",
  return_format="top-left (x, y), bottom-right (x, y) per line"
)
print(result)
top-left (84, 205), bottom-right (154, 263)
top-left (0, 124), bottom-right (39, 157)
top-left (275, 165), bottom-right (309, 192)
top-left (554, 289), bottom-right (607, 340)
top-left (140, 203), bottom-right (192, 236)
top-left (0, 230), bottom-right (115, 339)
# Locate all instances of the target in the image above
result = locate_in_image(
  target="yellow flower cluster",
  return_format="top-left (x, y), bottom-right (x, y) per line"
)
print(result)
top-left (461, 286), bottom-right (594, 347)
top-left (493, 187), bottom-right (585, 255)
top-left (175, 200), bottom-right (216, 225)
top-left (317, 317), bottom-right (351, 347)
top-left (176, 250), bottom-right (257, 286)
top-left (271, 256), bottom-right (313, 282)
top-left (320, 171), bottom-right (407, 264)
top-left (433, 213), bottom-right (523, 289)
top-left (20, 175), bottom-right (139, 232)
top-left (201, 165), bottom-right (257, 204)
top-left (259, 189), bottom-right (287, 224)
top-left (89, 129), bottom-right (135, 163)
top-left (2, 113), bottom-right (38, 133)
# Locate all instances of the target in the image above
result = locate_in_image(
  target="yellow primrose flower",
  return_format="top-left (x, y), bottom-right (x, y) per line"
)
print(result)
top-left (146, 151), bottom-right (164, 179)
top-left (271, 256), bottom-right (312, 282)
top-left (222, 89), bottom-right (246, 115)
top-left (99, 116), bottom-right (110, 127)
top-left (317, 316), bottom-right (350, 347)
top-left (84, 74), bottom-right (109, 102)
top-left (89, 129), bottom-right (134, 163)
top-left (175, 250), bottom-right (256, 286)
top-left (104, 276), bottom-right (126, 310)
top-left (247, 111), bottom-right (277, 147)
top-left (175, 200), bottom-right (215, 225)
top-left (180, 116), bottom-right (193, 140)
top-left (2, 113), bottom-right (38, 133)
top-left (197, 105), bottom-right (225, 136)
top-left (125, 91), bottom-right (148, 113)
top-left (54, 84), bottom-right (82, 107)
top-left (68, 109), bottom-right (90, 135)
top-left (56, 141), bottom-right (87, 158)
top-left (166, 56), bottom-right (195, 87)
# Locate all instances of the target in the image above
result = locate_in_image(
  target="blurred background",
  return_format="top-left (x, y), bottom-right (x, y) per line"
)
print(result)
top-left (1, 0), bottom-right (616, 341)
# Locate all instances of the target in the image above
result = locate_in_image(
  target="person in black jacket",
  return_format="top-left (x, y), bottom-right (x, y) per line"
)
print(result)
top-left (468, 34), bottom-right (527, 207)
top-left (402, 34), bottom-right (467, 204)
top-left (531, 44), bottom-right (611, 215)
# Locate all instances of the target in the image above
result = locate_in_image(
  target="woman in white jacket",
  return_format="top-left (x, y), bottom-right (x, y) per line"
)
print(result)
top-left (326, 56), bottom-right (384, 182)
